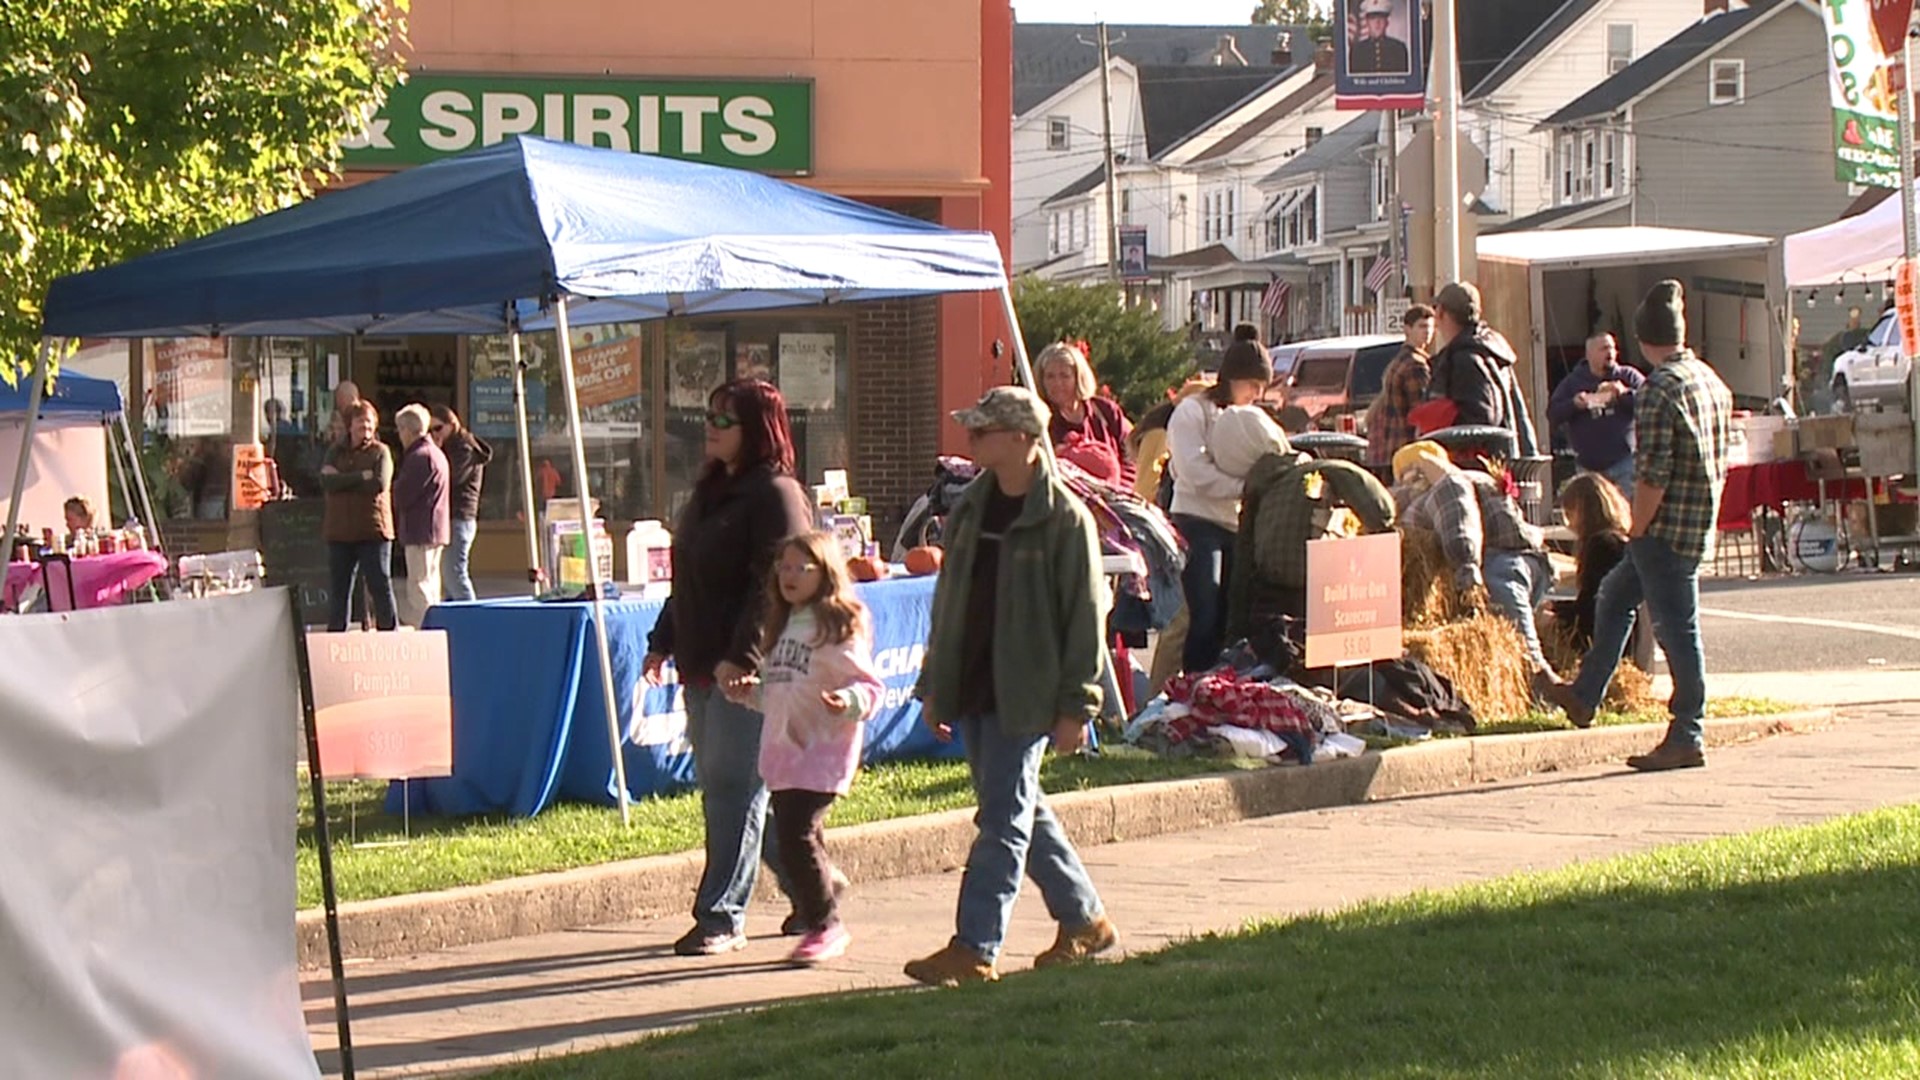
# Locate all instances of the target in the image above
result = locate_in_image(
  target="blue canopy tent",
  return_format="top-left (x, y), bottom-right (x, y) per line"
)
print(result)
top-left (39, 135), bottom-right (1046, 824)
top-left (1, 369), bottom-right (161, 574)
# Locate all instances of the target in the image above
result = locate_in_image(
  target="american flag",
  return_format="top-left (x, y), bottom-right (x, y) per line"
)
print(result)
top-left (1259, 278), bottom-right (1291, 318)
top-left (1366, 254), bottom-right (1399, 295)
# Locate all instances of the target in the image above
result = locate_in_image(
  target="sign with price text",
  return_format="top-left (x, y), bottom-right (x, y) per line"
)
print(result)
top-left (305, 630), bottom-right (454, 781)
top-left (1305, 533), bottom-right (1403, 668)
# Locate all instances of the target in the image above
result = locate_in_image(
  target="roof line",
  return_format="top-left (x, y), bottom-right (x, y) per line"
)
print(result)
top-left (1016, 55), bottom-right (1140, 122)
top-left (1153, 69), bottom-right (1296, 161)
top-left (1541, 1), bottom-right (1797, 128)
top-left (1466, 0), bottom-right (1599, 102)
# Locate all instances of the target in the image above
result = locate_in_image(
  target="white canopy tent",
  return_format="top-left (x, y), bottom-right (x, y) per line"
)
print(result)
top-left (1784, 186), bottom-right (1907, 288)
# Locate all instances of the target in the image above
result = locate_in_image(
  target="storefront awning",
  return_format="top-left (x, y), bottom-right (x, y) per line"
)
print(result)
top-left (43, 136), bottom-right (1009, 339)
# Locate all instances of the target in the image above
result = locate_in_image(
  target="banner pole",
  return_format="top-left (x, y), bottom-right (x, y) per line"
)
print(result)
top-left (289, 593), bottom-right (354, 1080)
top-left (507, 318), bottom-right (543, 596)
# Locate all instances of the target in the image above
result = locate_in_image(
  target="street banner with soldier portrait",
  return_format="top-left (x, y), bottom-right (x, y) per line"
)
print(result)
top-left (1336, 0), bottom-right (1427, 111)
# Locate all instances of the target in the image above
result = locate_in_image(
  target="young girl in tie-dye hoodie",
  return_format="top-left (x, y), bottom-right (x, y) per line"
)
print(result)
top-left (725, 531), bottom-right (882, 965)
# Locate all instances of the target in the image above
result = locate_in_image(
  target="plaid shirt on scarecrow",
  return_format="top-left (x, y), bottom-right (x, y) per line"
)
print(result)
top-left (1634, 349), bottom-right (1732, 562)
top-left (1365, 344), bottom-right (1430, 466)
top-left (1401, 470), bottom-right (1542, 593)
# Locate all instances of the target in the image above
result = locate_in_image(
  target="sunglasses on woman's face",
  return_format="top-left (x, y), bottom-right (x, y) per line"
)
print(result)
top-left (705, 411), bottom-right (741, 430)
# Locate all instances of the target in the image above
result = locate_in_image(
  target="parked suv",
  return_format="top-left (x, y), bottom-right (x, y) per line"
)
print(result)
top-left (1270, 334), bottom-right (1401, 431)
top-left (1831, 307), bottom-right (1913, 411)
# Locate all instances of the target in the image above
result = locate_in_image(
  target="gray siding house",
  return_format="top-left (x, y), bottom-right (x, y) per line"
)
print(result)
top-left (1521, 0), bottom-right (1849, 239)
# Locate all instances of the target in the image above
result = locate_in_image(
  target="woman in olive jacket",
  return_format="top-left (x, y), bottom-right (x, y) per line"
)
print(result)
top-left (643, 379), bottom-right (815, 956)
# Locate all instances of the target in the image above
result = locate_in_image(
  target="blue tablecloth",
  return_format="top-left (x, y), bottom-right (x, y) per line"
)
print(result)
top-left (391, 575), bottom-right (953, 817)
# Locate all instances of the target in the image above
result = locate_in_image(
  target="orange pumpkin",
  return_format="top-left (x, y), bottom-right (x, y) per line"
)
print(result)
top-left (848, 555), bottom-right (888, 582)
top-left (904, 546), bottom-right (944, 576)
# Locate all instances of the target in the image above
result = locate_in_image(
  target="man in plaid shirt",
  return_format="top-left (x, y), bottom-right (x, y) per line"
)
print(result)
top-left (1365, 304), bottom-right (1436, 467)
top-left (1547, 280), bottom-right (1731, 771)
top-left (1392, 441), bottom-right (1557, 681)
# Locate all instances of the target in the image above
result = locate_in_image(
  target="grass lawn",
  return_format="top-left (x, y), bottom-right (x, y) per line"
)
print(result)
top-left (298, 697), bottom-right (1792, 909)
top-left (480, 803), bottom-right (1920, 1080)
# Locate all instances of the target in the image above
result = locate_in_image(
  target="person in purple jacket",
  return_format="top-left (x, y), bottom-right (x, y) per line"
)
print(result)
top-left (392, 403), bottom-right (450, 628)
top-left (1547, 331), bottom-right (1645, 497)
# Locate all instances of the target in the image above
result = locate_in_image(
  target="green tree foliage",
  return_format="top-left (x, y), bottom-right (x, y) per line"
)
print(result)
top-left (1011, 275), bottom-right (1194, 418)
top-left (0, 0), bottom-right (409, 382)
top-left (1250, 0), bottom-right (1331, 34)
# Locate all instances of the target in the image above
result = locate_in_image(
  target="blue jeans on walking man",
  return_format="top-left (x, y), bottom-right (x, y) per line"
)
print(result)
top-left (949, 713), bottom-right (1104, 964)
top-left (683, 683), bottom-right (790, 935)
top-left (444, 516), bottom-right (478, 601)
top-left (1571, 536), bottom-right (1708, 750)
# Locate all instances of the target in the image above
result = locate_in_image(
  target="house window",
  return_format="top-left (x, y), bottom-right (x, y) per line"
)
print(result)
top-left (1305, 126), bottom-right (1324, 148)
top-left (1048, 213), bottom-right (1061, 257)
top-left (1580, 131), bottom-right (1597, 199)
top-left (1203, 187), bottom-right (1236, 244)
top-left (1268, 186), bottom-right (1319, 252)
top-left (1606, 23), bottom-right (1634, 75)
top-left (1120, 188), bottom-right (1132, 221)
top-left (1601, 128), bottom-right (1619, 196)
top-left (1558, 132), bottom-right (1575, 203)
top-left (1371, 155), bottom-right (1390, 220)
top-left (1047, 116), bottom-right (1071, 151)
top-left (1710, 60), bottom-right (1745, 105)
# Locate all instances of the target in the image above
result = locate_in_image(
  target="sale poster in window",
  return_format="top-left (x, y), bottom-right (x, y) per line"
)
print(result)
top-left (778, 332), bottom-right (837, 409)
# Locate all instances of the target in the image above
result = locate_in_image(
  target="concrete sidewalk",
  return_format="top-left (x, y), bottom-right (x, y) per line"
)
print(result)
top-left (305, 701), bottom-right (1920, 1078)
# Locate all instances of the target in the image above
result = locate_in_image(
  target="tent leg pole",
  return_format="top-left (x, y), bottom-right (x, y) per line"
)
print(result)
top-left (289, 593), bottom-right (355, 1080)
top-left (552, 299), bottom-right (633, 826)
top-left (105, 418), bottom-right (136, 528)
top-left (119, 412), bottom-right (163, 556)
top-left (3, 340), bottom-right (55, 571)
top-left (509, 328), bottom-right (542, 596)
top-left (996, 287), bottom-right (1125, 724)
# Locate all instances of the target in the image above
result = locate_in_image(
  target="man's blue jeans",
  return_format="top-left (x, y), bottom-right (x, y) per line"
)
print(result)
top-left (326, 539), bottom-right (397, 632)
top-left (444, 516), bottom-right (478, 601)
top-left (1596, 457), bottom-right (1637, 501)
top-left (683, 684), bottom-right (789, 935)
top-left (1572, 535), bottom-right (1708, 750)
top-left (950, 713), bottom-right (1104, 964)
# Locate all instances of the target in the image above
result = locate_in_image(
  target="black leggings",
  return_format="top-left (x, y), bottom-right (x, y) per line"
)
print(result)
top-left (770, 789), bottom-right (839, 931)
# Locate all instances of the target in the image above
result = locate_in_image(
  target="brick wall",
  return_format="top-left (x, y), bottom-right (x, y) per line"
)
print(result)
top-left (851, 296), bottom-right (942, 537)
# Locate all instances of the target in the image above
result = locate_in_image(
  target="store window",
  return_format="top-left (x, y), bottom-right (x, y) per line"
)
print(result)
top-left (659, 317), bottom-right (850, 523)
top-left (141, 337), bottom-right (233, 521)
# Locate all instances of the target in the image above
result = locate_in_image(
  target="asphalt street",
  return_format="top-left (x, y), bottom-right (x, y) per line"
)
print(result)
top-left (1700, 570), bottom-right (1920, 673)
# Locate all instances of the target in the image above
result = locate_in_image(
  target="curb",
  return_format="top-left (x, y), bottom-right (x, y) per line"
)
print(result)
top-left (296, 708), bottom-right (1834, 968)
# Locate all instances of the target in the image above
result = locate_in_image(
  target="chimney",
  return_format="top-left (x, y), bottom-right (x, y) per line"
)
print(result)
top-left (1271, 30), bottom-right (1293, 67)
top-left (1314, 36), bottom-right (1335, 76)
top-left (1704, 0), bottom-right (1732, 12)
top-left (1213, 34), bottom-right (1249, 67)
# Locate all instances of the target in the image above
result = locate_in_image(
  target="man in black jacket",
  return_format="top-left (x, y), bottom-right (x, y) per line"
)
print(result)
top-left (1428, 281), bottom-right (1538, 456)
top-left (430, 405), bottom-right (492, 601)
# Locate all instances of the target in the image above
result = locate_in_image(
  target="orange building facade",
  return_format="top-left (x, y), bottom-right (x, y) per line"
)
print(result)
top-left (336, 0), bottom-right (1015, 573)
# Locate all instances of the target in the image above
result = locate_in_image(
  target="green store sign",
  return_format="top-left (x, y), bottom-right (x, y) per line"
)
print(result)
top-left (342, 74), bottom-right (814, 173)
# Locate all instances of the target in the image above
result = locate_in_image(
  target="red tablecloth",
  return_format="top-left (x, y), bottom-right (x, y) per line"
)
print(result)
top-left (1718, 461), bottom-right (1871, 531)
top-left (5, 550), bottom-right (168, 611)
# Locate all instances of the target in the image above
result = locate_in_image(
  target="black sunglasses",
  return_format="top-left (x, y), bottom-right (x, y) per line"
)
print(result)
top-left (705, 411), bottom-right (741, 430)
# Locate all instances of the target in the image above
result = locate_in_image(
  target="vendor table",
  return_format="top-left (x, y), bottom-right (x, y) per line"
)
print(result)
top-left (392, 574), bottom-right (950, 818)
top-left (1717, 460), bottom-right (1870, 531)
top-left (4, 549), bottom-right (167, 611)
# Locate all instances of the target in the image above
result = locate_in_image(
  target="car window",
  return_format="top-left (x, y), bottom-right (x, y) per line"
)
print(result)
top-left (1868, 311), bottom-right (1898, 348)
top-left (1349, 344), bottom-right (1401, 398)
top-left (1291, 354), bottom-right (1351, 389)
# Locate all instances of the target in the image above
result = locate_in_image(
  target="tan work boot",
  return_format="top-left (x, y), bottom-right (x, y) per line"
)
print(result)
top-left (1034, 915), bottom-right (1119, 969)
top-left (904, 942), bottom-right (998, 987)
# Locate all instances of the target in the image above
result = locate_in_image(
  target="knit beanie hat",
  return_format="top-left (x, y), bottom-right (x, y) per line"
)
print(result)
top-left (1634, 280), bottom-right (1685, 347)
top-left (1216, 339), bottom-right (1274, 385)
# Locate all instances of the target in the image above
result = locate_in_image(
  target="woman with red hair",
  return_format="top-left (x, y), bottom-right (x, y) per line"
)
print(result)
top-left (644, 378), bottom-right (816, 956)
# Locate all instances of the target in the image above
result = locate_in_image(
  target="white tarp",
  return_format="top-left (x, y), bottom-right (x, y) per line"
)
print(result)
top-left (1784, 185), bottom-right (1907, 287)
top-left (0, 588), bottom-right (319, 1078)
top-left (0, 422), bottom-right (110, 532)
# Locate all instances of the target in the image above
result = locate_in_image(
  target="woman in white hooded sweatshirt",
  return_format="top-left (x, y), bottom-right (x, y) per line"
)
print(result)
top-left (1164, 339), bottom-right (1274, 673)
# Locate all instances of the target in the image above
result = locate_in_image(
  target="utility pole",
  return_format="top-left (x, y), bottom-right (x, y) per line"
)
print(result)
top-left (1097, 21), bottom-right (1122, 283)
top-left (1386, 111), bottom-right (1403, 299)
top-left (1432, 0), bottom-right (1461, 285)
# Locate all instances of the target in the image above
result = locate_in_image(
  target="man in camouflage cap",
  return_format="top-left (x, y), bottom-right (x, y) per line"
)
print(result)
top-left (906, 384), bottom-right (1117, 986)
top-left (1348, 0), bottom-right (1410, 75)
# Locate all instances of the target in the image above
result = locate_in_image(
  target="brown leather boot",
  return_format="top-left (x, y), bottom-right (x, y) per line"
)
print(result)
top-left (1626, 743), bottom-right (1706, 772)
top-left (1034, 915), bottom-right (1119, 969)
top-left (904, 942), bottom-right (998, 987)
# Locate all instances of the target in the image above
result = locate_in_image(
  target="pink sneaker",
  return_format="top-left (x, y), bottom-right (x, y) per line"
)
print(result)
top-left (788, 923), bottom-right (851, 965)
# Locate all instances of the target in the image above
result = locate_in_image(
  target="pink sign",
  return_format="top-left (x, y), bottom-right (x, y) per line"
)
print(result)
top-left (305, 630), bottom-right (454, 781)
top-left (1305, 533), bottom-right (1403, 669)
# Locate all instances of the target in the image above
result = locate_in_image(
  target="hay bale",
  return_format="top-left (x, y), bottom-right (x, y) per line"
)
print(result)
top-left (1403, 612), bottom-right (1535, 722)
top-left (1400, 525), bottom-right (1469, 629)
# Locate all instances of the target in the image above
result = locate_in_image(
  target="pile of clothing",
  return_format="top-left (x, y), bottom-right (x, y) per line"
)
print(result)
top-left (1125, 667), bottom-right (1363, 764)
